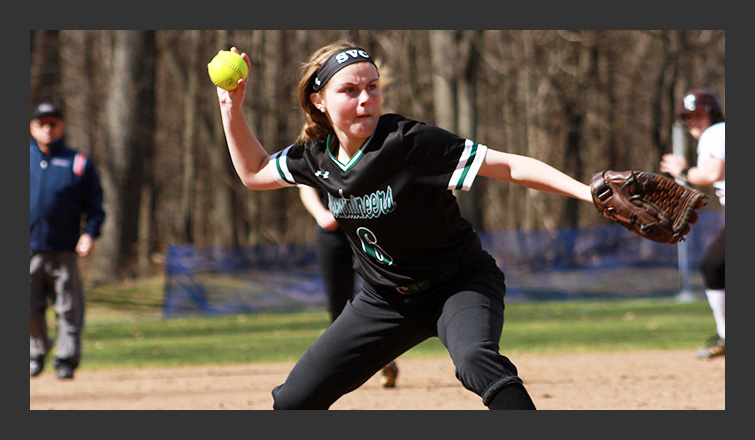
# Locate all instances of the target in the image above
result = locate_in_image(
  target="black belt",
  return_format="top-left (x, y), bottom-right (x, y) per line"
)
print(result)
top-left (394, 263), bottom-right (463, 295)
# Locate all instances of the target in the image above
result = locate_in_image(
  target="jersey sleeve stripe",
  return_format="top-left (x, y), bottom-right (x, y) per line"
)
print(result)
top-left (271, 146), bottom-right (297, 187)
top-left (448, 140), bottom-right (488, 191)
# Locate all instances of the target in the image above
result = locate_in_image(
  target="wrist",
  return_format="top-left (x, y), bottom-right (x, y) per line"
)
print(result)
top-left (680, 166), bottom-right (691, 179)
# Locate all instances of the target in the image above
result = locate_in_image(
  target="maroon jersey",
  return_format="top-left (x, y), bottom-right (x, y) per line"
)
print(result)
top-left (271, 114), bottom-right (488, 289)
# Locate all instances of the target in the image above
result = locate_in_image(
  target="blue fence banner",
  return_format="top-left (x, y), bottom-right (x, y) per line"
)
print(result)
top-left (162, 211), bottom-right (723, 318)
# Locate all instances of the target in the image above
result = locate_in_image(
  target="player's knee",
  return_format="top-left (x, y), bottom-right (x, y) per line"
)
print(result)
top-left (452, 343), bottom-right (517, 393)
top-left (454, 343), bottom-right (491, 368)
top-left (271, 384), bottom-right (330, 410)
top-left (699, 255), bottom-right (724, 289)
top-left (272, 384), bottom-right (305, 410)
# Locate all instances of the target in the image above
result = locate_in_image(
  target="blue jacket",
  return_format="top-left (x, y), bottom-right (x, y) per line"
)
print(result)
top-left (30, 138), bottom-right (105, 252)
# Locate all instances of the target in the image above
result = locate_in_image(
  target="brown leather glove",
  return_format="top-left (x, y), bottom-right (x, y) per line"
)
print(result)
top-left (590, 170), bottom-right (707, 244)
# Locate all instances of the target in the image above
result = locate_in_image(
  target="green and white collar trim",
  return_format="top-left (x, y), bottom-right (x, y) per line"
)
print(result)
top-left (327, 133), bottom-right (368, 172)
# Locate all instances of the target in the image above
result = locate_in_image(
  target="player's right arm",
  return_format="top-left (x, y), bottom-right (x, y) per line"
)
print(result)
top-left (215, 48), bottom-right (283, 191)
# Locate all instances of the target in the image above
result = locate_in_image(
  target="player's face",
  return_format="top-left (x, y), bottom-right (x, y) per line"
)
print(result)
top-left (683, 113), bottom-right (711, 140)
top-left (30, 116), bottom-right (65, 149)
top-left (316, 62), bottom-right (382, 151)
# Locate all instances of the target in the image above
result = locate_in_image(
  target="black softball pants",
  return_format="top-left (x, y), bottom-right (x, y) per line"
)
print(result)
top-left (314, 226), bottom-right (356, 322)
top-left (700, 221), bottom-right (725, 290)
top-left (272, 251), bottom-right (526, 409)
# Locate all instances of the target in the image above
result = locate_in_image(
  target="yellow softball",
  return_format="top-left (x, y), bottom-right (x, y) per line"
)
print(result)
top-left (208, 50), bottom-right (248, 91)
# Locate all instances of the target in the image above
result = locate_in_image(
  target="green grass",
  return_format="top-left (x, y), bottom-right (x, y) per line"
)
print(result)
top-left (68, 276), bottom-right (716, 371)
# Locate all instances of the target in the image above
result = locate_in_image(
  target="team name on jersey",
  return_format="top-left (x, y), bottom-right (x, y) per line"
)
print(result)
top-left (328, 186), bottom-right (396, 220)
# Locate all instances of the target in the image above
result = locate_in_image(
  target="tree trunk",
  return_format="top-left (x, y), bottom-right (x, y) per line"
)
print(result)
top-left (206, 30), bottom-right (238, 248)
top-left (178, 30), bottom-right (200, 244)
top-left (455, 31), bottom-right (483, 229)
top-left (521, 31), bottom-right (540, 231)
top-left (136, 32), bottom-right (157, 272)
top-left (429, 30), bottom-right (456, 131)
top-left (29, 30), bottom-right (59, 112)
top-left (95, 30), bottom-right (153, 281)
top-left (58, 30), bottom-right (94, 157)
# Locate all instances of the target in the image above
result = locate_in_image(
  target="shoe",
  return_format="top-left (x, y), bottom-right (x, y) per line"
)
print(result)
top-left (30, 357), bottom-right (44, 377)
top-left (695, 335), bottom-right (725, 359)
top-left (380, 361), bottom-right (399, 388)
top-left (55, 361), bottom-right (75, 380)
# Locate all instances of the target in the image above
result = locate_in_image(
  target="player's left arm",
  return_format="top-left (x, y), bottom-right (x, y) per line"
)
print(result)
top-left (479, 149), bottom-right (593, 203)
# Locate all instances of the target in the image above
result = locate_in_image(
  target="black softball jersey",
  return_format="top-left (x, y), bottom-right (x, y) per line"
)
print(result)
top-left (271, 113), bottom-right (488, 290)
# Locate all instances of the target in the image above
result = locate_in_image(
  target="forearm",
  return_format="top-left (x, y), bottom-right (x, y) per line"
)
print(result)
top-left (513, 156), bottom-right (593, 203)
top-left (299, 186), bottom-right (329, 218)
top-left (299, 186), bottom-right (339, 230)
top-left (219, 105), bottom-right (275, 189)
top-left (213, 48), bottom-right (279, 190)
top-left (481, 150), bottom-right (593, 203)
top-left (661, 154), bottom-right (724, 187)
top-left (686, 162), bottom-right (724, 187)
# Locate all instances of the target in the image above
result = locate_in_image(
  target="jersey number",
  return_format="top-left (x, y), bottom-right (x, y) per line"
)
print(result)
top-left (356, 227), bottom-right (393, 266)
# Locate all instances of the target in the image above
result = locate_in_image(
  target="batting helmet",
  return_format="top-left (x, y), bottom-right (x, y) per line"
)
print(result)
top-left (680, 89), bottom-right (724, 124)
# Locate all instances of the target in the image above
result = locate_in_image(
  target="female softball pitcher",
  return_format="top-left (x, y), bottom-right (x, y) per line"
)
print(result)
top-left (214, 42), bottom-right (593, 410)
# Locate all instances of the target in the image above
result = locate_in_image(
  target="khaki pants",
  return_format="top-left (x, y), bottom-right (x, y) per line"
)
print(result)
top-left (30, 252), bottom-right (84, 368)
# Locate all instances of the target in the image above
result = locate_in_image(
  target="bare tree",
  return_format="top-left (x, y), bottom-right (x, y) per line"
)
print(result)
top-left (455, 31), bottom-right (483, 229)
top-left (204, 30), bottom-right (239, 248)
top-left (429, 30), bottom-right (457, 132)
top-left (29, 30), bottom-right (725, 281)
top-left (30, 30), bottom-right (59, 113)
top-left (94, 30), bottom-right (156, 281)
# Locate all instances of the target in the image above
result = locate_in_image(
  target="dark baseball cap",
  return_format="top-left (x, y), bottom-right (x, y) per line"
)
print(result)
top-left (31, 102), bottom-right (62, 120)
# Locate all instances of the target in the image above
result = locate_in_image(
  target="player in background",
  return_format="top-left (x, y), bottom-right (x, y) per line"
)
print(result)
top-left (661, 89), bottom-right (725, 358)
top-left (215, 42), bottom-right (593, 409)
top-left (298, 185), bottom-right (398, 387)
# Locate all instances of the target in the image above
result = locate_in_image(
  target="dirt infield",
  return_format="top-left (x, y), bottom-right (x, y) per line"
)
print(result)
top-left (29, 349), bottom-right (724, 410)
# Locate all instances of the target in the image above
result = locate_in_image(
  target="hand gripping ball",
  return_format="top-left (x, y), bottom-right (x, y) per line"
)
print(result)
top-left (208, 50), bottom-right (248, 91)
